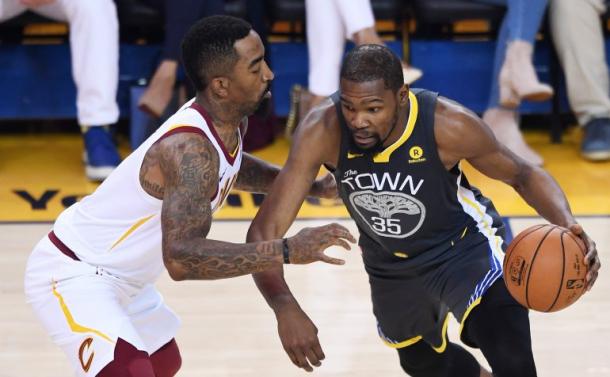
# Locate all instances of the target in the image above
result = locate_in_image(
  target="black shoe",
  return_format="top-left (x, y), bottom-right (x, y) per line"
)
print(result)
top-left (581, 118), bottom-right (610, 161)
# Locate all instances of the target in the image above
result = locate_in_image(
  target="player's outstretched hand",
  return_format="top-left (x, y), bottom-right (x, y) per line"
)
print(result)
top-left (287, 223), bottom-right (356, 265)
top-left (569, 224), bottom-right (600, 291)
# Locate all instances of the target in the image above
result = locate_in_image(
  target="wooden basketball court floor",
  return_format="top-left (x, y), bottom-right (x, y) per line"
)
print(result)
top-left (1, 129), bottom-right (609, 376)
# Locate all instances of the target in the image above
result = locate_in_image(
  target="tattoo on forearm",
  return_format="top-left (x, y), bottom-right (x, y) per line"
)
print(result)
top-left (172, 239), bottom-right (282, 280)
top-left (160, 135), bottom-right (281, 280)
top-left (235, 154), bottom-right (279, 193)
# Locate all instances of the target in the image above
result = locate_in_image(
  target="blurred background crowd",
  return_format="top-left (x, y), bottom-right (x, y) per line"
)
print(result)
top-left (1, 0), bottom-right (609, 181)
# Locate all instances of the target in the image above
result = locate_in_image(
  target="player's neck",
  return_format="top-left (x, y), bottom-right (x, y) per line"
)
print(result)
top-left (195, 93), bottom-right (243, 131)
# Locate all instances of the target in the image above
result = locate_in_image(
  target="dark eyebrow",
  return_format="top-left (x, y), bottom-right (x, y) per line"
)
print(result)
top-left (248, 56), bottom-right (264, 69)
top-left (339, 96), bottom-right (383, 104)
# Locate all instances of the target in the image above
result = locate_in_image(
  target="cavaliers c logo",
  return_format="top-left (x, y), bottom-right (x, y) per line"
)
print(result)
top-left (78, 337), bottom-right (94, 372)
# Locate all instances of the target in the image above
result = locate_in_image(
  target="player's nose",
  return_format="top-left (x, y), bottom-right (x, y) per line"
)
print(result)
top-left (262, 60), bottom-right (274, 81)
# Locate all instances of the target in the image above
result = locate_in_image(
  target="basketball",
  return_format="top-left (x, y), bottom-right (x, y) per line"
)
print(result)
top-left (503, 224), bottom-right (588, 312)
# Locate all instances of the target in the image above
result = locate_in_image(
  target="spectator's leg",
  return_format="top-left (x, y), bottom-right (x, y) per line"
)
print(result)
top-left (499, 0), bottom-right (553, 107)
top-left (550, 0), bottom-right (609, 125)
top-left (306, 0), bottom-right (344, 99)
top-left (285, 0), bottom-right (345, 138)
top-left (480, 0), bottom-right (544, 165)
top-left (37, 0), bottom-right (120, 127)
top-left (0, 0), bottom-right (27, 21)
top-left (33, 0), bottom-right (121, 181)
top-left (335, 0), bottom-right (376, 44)
top-left (338, 0), bottom-right (422, 84)
top-left (550, 0), bottom-right (610, 160)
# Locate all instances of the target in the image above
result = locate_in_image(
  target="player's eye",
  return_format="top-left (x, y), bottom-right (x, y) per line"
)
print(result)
top-left (342, 104), bottom-right (354, 112)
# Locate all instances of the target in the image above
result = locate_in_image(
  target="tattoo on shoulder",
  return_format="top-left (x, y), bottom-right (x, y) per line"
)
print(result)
top-left (141, 179), bottom-right (165, 197)
top-left (161, 134), bottom-right (219, 246)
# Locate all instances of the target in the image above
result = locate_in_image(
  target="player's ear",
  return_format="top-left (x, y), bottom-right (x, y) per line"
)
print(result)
top-left (398, 84), bottom-right (409, 106)
top-left (210, 76), bottom-right (230, 98)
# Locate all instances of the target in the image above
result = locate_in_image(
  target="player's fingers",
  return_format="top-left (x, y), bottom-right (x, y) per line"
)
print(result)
top-left (331, 238), bottom-right (352, 251)
top-left (569, 224), bottom-right (583, 235)
top-left (585, 245), bottom-right (598, 268)
top-left (586, 270), bottom-right (598, 291)
top-left (320, 254), bottom-right (345, 265)
top-left (312, 340), bottom-right (326, 361)
top-left (329, 224), bottom-right (357, 243)
top-left (304, 347), bottom-right (322, 368)
top-left (284, 348), bottom-right (299, 368)
top-left (294, 347), bottom-right (313, 372)
top-left (586, 257), bottom-right (601, 290)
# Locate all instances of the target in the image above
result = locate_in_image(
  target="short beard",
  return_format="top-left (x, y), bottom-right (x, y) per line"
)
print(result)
top-left (239, 85), bottom-right (271, 117)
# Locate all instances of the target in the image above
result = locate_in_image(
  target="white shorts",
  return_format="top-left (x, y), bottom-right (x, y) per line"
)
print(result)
top-left (24, 234), bottom-right (180, 376)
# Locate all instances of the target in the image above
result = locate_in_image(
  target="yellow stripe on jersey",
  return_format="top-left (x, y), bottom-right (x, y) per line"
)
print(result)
top-left (229, 140), bottom-right (239, 158)
top-left (166, 123), bottom-right (194, 132)
top-left (381, 334), bottom-right (423, 349)
top-left (379, 312), bottom-right (450, 352)
top-left (52, 283), bottom-right (114, 343)
top-left (458, 296), bottom-right (482, 338)
top-left (110, 214), bottom-right (155, 250)
top-left (373, 91), bottom-right (419, 163)
top-left (458, 191), bottom-right (503, 256)
top-left (431, 314), bottom-right (451, 353)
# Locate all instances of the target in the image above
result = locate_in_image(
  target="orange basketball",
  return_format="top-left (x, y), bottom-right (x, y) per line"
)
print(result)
top-left (503, 224), bottom-right (588, 312)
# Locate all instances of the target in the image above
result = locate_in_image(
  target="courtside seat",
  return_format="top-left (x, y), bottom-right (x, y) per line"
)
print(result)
top-left (0, 11), bottom-right (64, 42)
top-left (413, 0), bottom-right (504, 26)
top-left (116, 0), bottom-right (247, 42)
top-left (267, 0), bottom-right (411, 25)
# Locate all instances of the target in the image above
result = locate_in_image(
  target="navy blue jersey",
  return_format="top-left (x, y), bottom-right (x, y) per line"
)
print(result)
top-left (331, 89), bottom-right (505, 267)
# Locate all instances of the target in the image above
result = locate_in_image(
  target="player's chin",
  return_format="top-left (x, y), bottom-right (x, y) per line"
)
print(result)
top-left (352, 137), bottom-right (377, 150)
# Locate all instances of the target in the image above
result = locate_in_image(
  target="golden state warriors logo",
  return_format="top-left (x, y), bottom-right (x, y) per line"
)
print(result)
top-left (349, 190), bottom-right (426, 239)
top-left (78, 337), bottom-right (94, 372)
top-left (408, 146), bottom-right (426, 164)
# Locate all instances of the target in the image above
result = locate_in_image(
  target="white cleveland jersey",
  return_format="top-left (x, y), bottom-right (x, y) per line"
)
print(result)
top-left (53, 98), bottom-right (243, 285)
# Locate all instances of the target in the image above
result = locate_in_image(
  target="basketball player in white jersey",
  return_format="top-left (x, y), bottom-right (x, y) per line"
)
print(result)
top-left (24, 15), bottom-right (355, 377)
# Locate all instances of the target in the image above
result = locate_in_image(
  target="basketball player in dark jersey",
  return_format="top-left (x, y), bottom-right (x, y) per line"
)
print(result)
top-left (247, 45), bottom-right (600, 376)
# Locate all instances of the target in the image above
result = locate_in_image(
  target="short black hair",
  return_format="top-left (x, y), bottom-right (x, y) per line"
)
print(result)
top-left (181, 15), bottom-right (252, 91)
top-left (340, 44), bottom-right (404, 92)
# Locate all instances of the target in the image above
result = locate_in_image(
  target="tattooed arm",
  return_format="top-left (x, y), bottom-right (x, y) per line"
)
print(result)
top-left (157, 132), bottom-right (352, 281)
top-left (235, 153), bottom-right (338, 198)
top-left (434, 96), bottom-right (599, 290)
top-left (234, 153), bottom-right (280, 193)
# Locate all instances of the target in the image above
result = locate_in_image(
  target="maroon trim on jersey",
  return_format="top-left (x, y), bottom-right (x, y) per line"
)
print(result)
top-left (154, 126), bottom-right (220, 202)
top-left (189, 102), bottom-right (241, 165)
top-left (156, 125), bottom-right (207, 143)
top-left (49, 231), bottom-right (80, 261)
